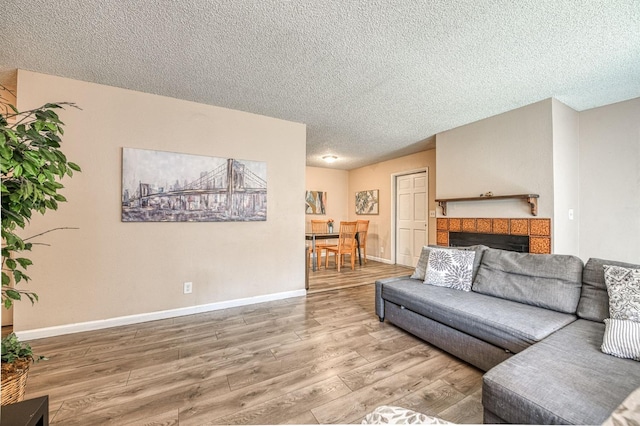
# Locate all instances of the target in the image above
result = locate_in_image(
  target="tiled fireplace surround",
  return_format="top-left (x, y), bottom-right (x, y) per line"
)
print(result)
top-left (436, 218), bottom-right (552, 254)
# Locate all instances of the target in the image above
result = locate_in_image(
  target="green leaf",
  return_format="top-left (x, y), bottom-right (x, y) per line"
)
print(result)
top-left (5, 258), bottom-right (16, 270)
top-left (68, 162), bottom-right (81, 172)
top-left (5, 289), bottom-right (21, 301)
top-left (22, 161), bottom-right (37, 176)
top-left (15, 258), bottom-right (32, 269)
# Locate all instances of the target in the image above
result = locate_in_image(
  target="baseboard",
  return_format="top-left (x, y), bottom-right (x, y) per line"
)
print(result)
top-left (16, 289), bottom-right (307, 341)
top-left (366, 255), bottom-right (393, 264)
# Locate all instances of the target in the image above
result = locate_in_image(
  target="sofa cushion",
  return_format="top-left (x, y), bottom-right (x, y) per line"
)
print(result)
top-left (483, 319), bottom-right (640, 425)
top-left (472, 248), bottom-right (583, 314)
top-left (425, 248), bottom-right (475, 291)
top-left (381, 279), bottom-right (576, 353)
top-left (578, 258), bottom-right (640, 322)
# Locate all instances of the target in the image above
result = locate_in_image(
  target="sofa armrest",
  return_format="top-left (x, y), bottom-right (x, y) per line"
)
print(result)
top-left (375, 275), bottom-right (412, 320)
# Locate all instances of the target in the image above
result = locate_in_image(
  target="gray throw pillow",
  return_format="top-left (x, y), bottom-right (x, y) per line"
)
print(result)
top-left (602, 318), bottom-right (640, 361)
top-left (424, 248), bottom-right (476, 292)
top-left (604, 265), bottom-right (640, 322)
top-left (410, 247), bottom-right (431, 280)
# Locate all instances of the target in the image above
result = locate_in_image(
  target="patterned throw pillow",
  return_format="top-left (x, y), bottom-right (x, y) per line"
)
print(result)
top-left (410, 247), bottom-right (431, 280)
top-left (604, 265), bottom-right (640, 322)
top-left (602, 318), bottom-right (640, 361)
top-left (361, 405), bottom-right (452, 424)
top-left (425, 248), bottom-right (476, 291)
top-left (603, 386), bottom-right (640, 426)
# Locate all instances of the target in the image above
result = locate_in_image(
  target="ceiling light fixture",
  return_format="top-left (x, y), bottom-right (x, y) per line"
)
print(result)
top-left (322, 155), bottom-right (338, 163)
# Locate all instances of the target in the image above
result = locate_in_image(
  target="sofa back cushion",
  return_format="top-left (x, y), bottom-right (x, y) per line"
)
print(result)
top-left (578, 258), bottom-right (640, 322)
top-left (472, 248), bottom-right (584, 314)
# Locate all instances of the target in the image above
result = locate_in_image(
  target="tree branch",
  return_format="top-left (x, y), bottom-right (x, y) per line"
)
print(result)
top-left (23, 227), bottom-right (79, 242)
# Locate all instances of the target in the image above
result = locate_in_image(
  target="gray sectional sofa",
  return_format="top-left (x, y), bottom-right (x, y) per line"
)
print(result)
top-left (375, 246), bottom-right (640, 424)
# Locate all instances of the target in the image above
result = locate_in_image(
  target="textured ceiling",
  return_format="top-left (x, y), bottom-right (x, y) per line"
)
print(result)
top-left (1, 1), bottom-right (639, 170)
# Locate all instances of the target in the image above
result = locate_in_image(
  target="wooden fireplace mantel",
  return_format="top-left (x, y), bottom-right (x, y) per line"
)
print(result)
top-left (435, 194), bottom-right (539, 216)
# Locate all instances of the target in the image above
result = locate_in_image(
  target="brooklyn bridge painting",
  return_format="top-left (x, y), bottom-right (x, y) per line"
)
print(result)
top-left (122, 148), bottom-right (267, 222)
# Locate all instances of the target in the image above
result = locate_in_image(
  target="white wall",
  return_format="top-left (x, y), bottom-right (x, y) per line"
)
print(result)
top-left (436, 99), bottom-right (554, 219)
top-left (552, 99), bottom-right (580, 255)
top-left (579, 97), bottom-right (640, 263)
top-left (14, 70), bottom-right (307, 335)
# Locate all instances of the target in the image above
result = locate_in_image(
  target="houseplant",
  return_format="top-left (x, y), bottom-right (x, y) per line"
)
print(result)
top-left (1, 332), bottom-right (45, 404)
top-left (1, 85), bottom-right (80, 404)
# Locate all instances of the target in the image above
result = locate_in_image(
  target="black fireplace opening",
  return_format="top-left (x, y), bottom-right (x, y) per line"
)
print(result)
top-left (449, 232), bottom-right (529, 253)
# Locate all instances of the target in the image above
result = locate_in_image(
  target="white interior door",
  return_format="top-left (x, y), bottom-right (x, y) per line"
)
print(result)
top-left (395, 171), bottom-right (427, 267)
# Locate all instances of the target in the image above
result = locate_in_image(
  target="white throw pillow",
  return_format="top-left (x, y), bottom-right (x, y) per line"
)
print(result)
top-left (602, 318), bottom-right (640, 362)
top-left (424, 248), bottom-right (475, 292)
top-left (604, 265), bottom-right (640, 322)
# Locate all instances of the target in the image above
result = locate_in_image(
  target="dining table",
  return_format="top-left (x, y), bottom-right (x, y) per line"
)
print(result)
top-left (305, 232), bottom-right (361, 272)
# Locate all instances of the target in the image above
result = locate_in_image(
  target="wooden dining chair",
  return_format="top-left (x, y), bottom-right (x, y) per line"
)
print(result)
top-left (325, 221), bottom-right (358, 271)
top-left (356, 219), bottom-right (370, 264)
top-left (310, 219), bottom-right (335, 268)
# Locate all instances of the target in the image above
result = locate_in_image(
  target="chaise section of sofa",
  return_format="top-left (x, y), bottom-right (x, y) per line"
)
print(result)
top-left (483, 319), bottom-right (640, 424)
top-left (482, 257), bottom-right (640, 424)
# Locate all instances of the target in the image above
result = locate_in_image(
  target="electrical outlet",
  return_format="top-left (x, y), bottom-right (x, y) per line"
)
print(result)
top-left (429, 210), bottom-right (436, 218)
top-left (568, 209), bottom-right (574, 220)
top-left (380, 247), bottom-right (384, 254)
top-left (183, 282), bottom-right (193, 294)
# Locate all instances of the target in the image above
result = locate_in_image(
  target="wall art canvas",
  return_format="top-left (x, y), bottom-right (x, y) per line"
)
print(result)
top-left (305, 191), bottom-right (326, 215)
top-left (122, 148), bottom-right (267, 222)
top-left (355, 189), bottom-right (379, 215)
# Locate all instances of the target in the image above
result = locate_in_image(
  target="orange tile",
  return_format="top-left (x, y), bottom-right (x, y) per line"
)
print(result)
top-left (530, 237), bottom-right (551, 254)
top-left (436, 218), bottom-right (449, 231)
top-left (510, 219), bottom-right (529, 235)
top-left (477, 218), bottom-right (492, 233)
top-left (530, 218), bottom-right (551, 236)
top-left (449, 218), bottom-right (462, 232)
top-left (492, 219), bottom-right (509, 234)
top-left (436, 231), bottom-right (449, 246)
top-left (462, 219), bottom-right (477, 233)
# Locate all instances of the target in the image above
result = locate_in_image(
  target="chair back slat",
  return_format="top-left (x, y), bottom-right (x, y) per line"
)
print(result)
top-left (338, 221), bottom-right (358, 249)
top-left (356, 220), bottom-right (369, 243)
top-left (311, 220), bottom-right (329, 234)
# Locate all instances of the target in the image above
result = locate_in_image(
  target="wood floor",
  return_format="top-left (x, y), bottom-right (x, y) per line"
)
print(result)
top-left (23, 260), bottom-right (483, 425)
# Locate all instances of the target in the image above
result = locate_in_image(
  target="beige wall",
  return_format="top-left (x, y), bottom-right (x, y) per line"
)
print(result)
top-left (436, 99), bottom-right (555, 219)
top-left (305, 167), bottom-right (349, 231)
top-left (551, 99), bottom-right (580, 255)
top-left (348, 151), bottom-right (437, 263)
top-left (579, 97), bottom-right (640, 263)
top-left (14, 70), bottom-right (306, 334)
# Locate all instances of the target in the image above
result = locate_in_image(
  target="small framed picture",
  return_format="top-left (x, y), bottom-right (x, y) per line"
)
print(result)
top-left (305, 190), bottom-right (326, 214)
top-left (355, 189), bottom-right (379, 215)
